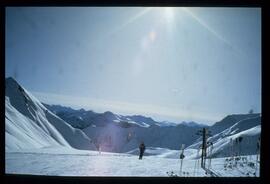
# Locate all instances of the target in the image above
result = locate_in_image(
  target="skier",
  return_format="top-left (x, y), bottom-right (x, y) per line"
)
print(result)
top-left (97, 143), bottom-right (101, 154)
top-left (139, 141), bottom-right (145, 160)
top-left (99, 145), bottom-right (101, 154)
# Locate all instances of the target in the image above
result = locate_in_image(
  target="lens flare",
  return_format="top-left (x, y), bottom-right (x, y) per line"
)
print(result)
top-left (149, 31), bottom-right (157, 42)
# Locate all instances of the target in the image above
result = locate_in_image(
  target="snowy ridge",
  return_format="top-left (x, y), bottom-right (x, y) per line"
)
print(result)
top-left (5, 77), bottom-right (96, 151)
top-left (180, 121), bottom-right (208, 128)
top-left (45, 104), bottom-right (180, 129)
top-left (210, 113), bottom-right (260, 135)
top-left (210, 125), bottom-right (261, 158)
top-left (187, 115), bottom-right (261, 158)
top-left (6, 96), bottom-right (70, 150)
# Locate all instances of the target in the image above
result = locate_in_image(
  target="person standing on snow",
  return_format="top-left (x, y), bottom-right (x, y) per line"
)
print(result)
top-left (139, 141), bottom-right (145, 159)
top-left (96, 143), bottom-right (101, 154)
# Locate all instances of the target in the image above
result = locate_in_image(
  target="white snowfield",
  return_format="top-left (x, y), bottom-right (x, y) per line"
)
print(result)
top-left (6, 147), bottom-right (259, 177)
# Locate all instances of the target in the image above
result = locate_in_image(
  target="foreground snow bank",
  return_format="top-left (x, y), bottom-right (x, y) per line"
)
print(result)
top-left (6, 148), bottom-right (259, 177)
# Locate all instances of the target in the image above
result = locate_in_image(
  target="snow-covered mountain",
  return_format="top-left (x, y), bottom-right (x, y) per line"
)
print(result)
top-left (82, 122), bottom-right (203, 153)
top-left (187, 114), bottom-right (261, 158)
top-left (5, 77), bottom-right (261, 159)
top-left (45, 104), bottom-right (209, 129)
top-left (5, 77), bottom-right (96, 151)
top-left (209, 113), bottom-right (260, 135)
top-left (43, 104), bottom-right (100, 129)
top-left (44, 104), bottom-right (182, 129)
top-left (44, 104), bottom-right (207, 152)
top-left (43, 102), bottom-right (261, 156)
top-left (5, 77), bottom-right (261, 177)
top-left (180, 121), bottom-right (208, 128)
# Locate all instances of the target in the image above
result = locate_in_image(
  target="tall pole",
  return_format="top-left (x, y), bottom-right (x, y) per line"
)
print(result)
top-left (201, 128), bottom-right (207, 168)
top-left (230, 138), bottom-right (233, 158)
top-left (208, 142), bottom-right (213, 169)
top-left (196, 128), bottom-right (211, 169)
top-left (179, 144), bottom-right (185, 176)
top-left (255, 136), bottom-right (260, 176)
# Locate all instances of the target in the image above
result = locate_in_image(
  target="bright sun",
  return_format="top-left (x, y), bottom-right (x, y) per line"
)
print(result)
top-left (164, 7), bottom-right (175, 22)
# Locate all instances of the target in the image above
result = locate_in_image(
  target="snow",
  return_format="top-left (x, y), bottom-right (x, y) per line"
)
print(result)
top-left (140, 122), bottom-right (151, 128)
top-left (5, 96), bottom-right (70, 150)
top-left (210, 114), bottom-right (260, 135)
top-left (83, 123), bottom-right (201, 153)
top-left (180, 121), bottom-right (207, 128)
top-left (5, 77), bottom-right (261, 177)
top-left (127, 120), bottom-right (150, 128)
top-left (187, 116), bottom-right (261, 158)
top-left (5, 147), bottom-right (260, 177)
top-left (209, 125), bottom-right (261, 158)
top-left (5, 77), bottom-right (96, 151)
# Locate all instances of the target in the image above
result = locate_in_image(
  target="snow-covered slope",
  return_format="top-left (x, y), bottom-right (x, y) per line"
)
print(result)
top-left (210, 113), bottom-right (260, 135)
top-left (210, 125), bottom-right (261, 157)
top-left (187, 114), bottom-right (261, 158)
top-left (5, 96), bottom-right (70, 150)
top-left (5, 77), bottom-right (96, 151)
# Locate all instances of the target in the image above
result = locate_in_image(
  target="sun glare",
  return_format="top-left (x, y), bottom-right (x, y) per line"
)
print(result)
top-left (164, 7), bottom-right (175, 22)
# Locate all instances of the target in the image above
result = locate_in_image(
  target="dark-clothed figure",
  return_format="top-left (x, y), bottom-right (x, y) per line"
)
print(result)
top-left (97, 144), bottom-right (101, 154)
top-left (139, 142), bottom-right (145, 159)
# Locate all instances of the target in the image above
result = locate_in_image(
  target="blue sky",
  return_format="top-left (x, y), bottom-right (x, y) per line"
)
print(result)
top-left (5, 7), bottom-right (261, 125)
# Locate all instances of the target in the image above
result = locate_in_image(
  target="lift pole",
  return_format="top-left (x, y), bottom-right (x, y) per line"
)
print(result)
top-left (196, 128), bottom-right (211, 169)
top-left (179, 144), bottom-right (185, 176)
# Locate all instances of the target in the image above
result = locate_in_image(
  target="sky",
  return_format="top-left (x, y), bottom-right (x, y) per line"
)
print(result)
top-left (5, 7), bottom-right (261, 125)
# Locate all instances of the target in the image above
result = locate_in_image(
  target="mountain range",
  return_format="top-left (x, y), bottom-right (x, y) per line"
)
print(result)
top-left (5, 77), bottom-right (261, 158)
top-left (43, 103), bottom-right (207, 129)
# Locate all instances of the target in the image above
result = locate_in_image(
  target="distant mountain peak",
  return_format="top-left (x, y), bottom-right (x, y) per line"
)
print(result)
top-left (180, 121), bottom-right (208, 128)
top-left (104, 111), bottom-right (114, 115)
top-left (79, 108), bottom-right (85, 112)
top-left (6, 76), bottom-right (16, 82)
top-left (6, 77), bottom-right (21, 89)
